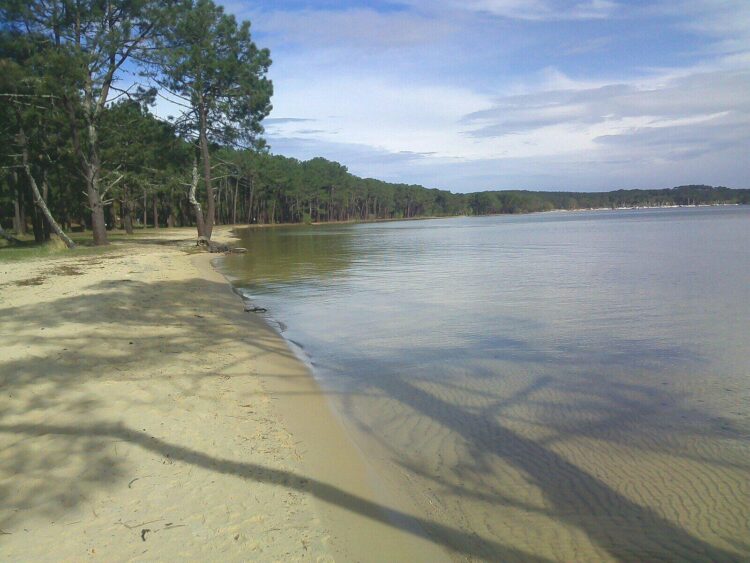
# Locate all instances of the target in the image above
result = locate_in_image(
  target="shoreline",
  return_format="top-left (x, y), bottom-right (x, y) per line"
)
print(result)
top-left (0, 227), bottom-right (449, 561)
top-left (201, 233), bottom-right (450, 562)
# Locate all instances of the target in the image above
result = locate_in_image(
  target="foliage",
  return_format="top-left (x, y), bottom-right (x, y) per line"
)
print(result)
top-left (152, 0), bottom-right (272, 238)
top-left (1, 0), bottom-right (177, 245)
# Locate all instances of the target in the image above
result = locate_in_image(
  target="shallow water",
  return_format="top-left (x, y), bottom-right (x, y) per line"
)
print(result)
top-left (222, 207), bottom-right (750, 561)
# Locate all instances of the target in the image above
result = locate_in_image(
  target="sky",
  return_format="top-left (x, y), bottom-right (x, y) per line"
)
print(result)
top-left (211, 0), bottom-right (749, 192)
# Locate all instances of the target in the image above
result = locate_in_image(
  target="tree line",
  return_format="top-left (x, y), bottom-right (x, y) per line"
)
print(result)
top-left (1, 1), bottom-right (748, 249)
top-left (465, 185), bottom-right (750, 215)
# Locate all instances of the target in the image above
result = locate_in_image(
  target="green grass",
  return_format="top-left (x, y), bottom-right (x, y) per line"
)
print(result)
top-left (0, 227), bottom-right (201, 263)
top-left (0, 237), bottom-right (116, 263)
top-left (0, 230), bottom-right (142, 263)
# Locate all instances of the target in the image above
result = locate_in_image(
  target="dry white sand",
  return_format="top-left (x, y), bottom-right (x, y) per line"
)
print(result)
top-left (0, 228), bottom-right (449, 562)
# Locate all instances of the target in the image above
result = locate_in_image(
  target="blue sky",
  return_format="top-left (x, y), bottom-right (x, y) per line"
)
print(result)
top-left (213, 0), bottom-right (749, 192)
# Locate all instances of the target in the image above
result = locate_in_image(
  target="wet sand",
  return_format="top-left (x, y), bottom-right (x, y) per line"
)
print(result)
top-left (0, 228), bottom-right (448, 562)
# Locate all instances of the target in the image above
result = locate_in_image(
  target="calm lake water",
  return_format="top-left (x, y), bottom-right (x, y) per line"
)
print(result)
top-left (221, 207), bottom-right (750, 561)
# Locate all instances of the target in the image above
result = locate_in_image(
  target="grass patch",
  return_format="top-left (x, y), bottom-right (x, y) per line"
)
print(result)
top-left (0, 227), bottom-right (201, 263)
top-left (0, 235), bottom-right (117, 263)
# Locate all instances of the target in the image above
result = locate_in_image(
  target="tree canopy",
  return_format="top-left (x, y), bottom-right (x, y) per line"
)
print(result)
top-left (153, 0), bottom-right (272, 239)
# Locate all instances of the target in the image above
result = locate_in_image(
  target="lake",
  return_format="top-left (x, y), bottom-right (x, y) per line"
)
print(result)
top-left (221, 206), bottom-right (750, 561)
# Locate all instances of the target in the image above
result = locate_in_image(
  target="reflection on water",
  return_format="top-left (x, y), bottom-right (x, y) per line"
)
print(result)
top-left (222, 207), bottom-right (750, 561)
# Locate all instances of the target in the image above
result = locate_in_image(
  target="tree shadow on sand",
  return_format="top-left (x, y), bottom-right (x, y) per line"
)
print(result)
top-left (1, 271), bottom-right (747, 561)
top-left (0, 421), bottom-right (552, 562)
top-left (0, 273), bottom-right (548, 560)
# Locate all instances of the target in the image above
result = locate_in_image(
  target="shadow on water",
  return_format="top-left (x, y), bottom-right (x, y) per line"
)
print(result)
top-left (348, 370), bottom-right (744, 561)
top-left (321, 331), bottom-right (748, 561)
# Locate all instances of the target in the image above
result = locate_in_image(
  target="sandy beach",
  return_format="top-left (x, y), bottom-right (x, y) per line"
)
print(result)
top-left (0, 228), bottom-right (448, 562)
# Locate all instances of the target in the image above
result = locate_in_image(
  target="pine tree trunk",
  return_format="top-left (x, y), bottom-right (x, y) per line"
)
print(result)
top-left (199, 104), bottom-right (214, 239)
top-left (10, 170), bottom-right (25, 234)
top-left (123, 199), bottom-right (134, 235)
top-left (41, 172), bottom-right (52, 240)
top-left (13, 196), bottom-right (21, 235)
top-left (117, 200), bottom-right (124, 230)
top-left (31, 205), bottom-right (45, 243)
top-left (18, 127), bottom-right (75, 249)
top-left (232, 180), bottom-right (238, 224)
top-left (153, 194), bottom-right (159, 229)
top-left (167, 210), bottom-right (175, 228)
top-left (247, 178), bottom-right (255, 223)
top-left (13, 193), bottom-right (23, 235)
top-left (189, 156), bottom-right (207, 238)
top-left (82, 90), bottom-right (108, 245)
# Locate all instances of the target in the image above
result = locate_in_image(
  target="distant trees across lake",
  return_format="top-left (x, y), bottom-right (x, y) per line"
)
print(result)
top-left (464, 185), bottom-right (750, 216)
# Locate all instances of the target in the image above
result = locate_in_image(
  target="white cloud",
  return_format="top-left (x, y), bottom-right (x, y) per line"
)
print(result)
top-left (209, 0), bottom-right (750, 191)
top-left (261, 64), bottom-right (750, 190)
top-left (402, 0), bottom-right (619, 21)
top-left (595, 111), bottom-right (750, 159)
top-left (268, 74), bottom-right (492, 158)
top-left (453, 67), bottom-right (750, 185)
top-left (647, 0), bottom-right (750, 56)
top-left (464, 69), bottom-right (750, 136)
top-left (246, 8), bottom-right (455, 49)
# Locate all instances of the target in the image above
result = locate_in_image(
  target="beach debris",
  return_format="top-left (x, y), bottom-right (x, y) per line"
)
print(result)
top-left (229, 247), bottom-right (248, 253)
top-left (0, 224), bottom-right (21, 244)
top-left (128, 478), bottom-right (140, 489)
top-left (196, 236), bottom-right (230, 253)
top-left (210, 243), bottom-right (230, 253)
top-left (141, 528), bottom-right (151, 542)
top-left (117, 518), bottom-right (163, 530)
top-left (15, 276), bottom-right (46, 286)
top-left (244, 306), bottom-right (267, 313)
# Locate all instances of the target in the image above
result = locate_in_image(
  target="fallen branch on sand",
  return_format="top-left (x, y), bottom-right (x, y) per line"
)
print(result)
top-left (244, 306), bottom-right (267, 313)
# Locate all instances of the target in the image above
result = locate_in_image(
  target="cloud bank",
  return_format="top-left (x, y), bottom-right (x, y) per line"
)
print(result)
top-left (213, 0), bottom-right (750, 192)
